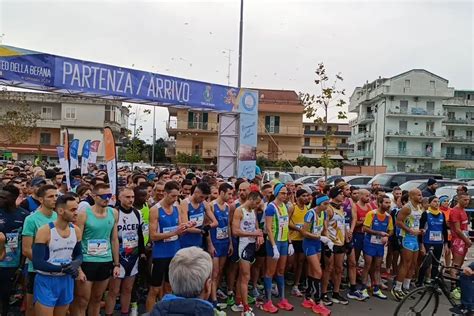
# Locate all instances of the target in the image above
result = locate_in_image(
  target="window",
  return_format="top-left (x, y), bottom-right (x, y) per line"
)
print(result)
top-left (426, 101), bottom-right (435, 115)
top-left (41, 106), bottom-right (52, 120)
top-left (467, 130), bottom-right (473, 140)
top-left (40, 133), bottom-right (51, 145)
top-left (105, 105), bottom-right (112, 121)
top-left (304, 125), bottom-right (310, 132)
top-left (342, 138), bottom-right (346, 144)
top-left (188, 112), bottom-right (208, 130)
top-left (405, 80), bottom-right (411, 87)
top-left (448, 112), bottom-right (455, 120)
top-left (398, 141), bottom-right (407, 153)
top-left (399, 100), bottom-right (408, 114)
top-left (448, 130), bottom-right (455, 137)
top-left (426, 122), bottom-right (434, 134)
top-left (304, 138), bottom-right (310, 146)
top-left (265, 116), bottom-right (280, 133)
top-left (446, 147), bottom-right (455, 155)
top-left (399, 120), bottom-right (408, 133)
top-left (430, 81), bottom-right (436, 89)
top-left (65, 107), bottom-right (76, 120)
top-left (397, 161), bottom-right (406, 172)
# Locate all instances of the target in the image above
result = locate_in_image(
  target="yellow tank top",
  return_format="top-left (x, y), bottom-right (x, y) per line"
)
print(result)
top-left (289, 203), bottom-right (307, 241)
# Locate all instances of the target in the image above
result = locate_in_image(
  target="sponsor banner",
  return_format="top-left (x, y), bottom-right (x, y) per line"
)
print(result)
top-left (69, 139), bottom-right (79, 170)
top-left (89, 140), bottom-right (101, 163)
top-left (81, 140), bottom-right (91, 175)
top-left (104, 127), bottom-right (117, 196)
top-left (237, 90), bottom-right (258, 179)
top-left (56, 146), bottom-right (71, 190)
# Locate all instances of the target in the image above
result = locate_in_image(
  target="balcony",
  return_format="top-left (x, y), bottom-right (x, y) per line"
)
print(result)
top-left (304, 129), bottom-right (351, 137)
top-left (302, 144), bottom-right (337, 150)
top-left (444, 153), bottom-right (474, 161)
top-left (384, 149), bottom-right (441, 159)
top-left (166, 121), bottom-right (218, 136)
top-left (444, 97), bottom-right (474, 107)
top-left (385, 129), bottom-right (444, 139)
top-left (443, 118), bottom-right (470, 125)
top-left (348, 150), bottom-right (373, 159)
top-left (36, 119), bottom-right (62, 129)
top-left (259, 125), bottom-right (303, 137)
top-left (349, 131), bottom-right (374, 143)
top-left (386, 108), bottom-right (444, 118)
top-left (337, 143), bottom-right (353, 150)
top-left (349, 113), bottom-right (375, 126)
top-left (443, 136), bottom-right (474, 144)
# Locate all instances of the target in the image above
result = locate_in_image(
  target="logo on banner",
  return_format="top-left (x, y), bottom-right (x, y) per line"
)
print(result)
top-left (203, 85), bottom-right (213, 103)
top-left (242, 91), bottom-right (257, 112)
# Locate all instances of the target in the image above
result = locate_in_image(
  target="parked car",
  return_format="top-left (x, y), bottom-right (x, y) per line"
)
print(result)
top-left (287, 172), bottom-right (303, 180)
top-left (399, 179), bottom-right (465, 193)
top-left (262, 171), bottom-right (294, 184)
top-left (328, 176), bottom-right (372, 186)
top-left (368, 172), bottom-right (443, 192)
top-left (295, 175), bottom-right (321, 185)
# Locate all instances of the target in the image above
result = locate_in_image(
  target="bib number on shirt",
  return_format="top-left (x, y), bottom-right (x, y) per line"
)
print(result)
top-left (163, 226), bottom-right (178, 242)
top-left (216, 226), bottom-right (229, 240)
top-left (6, 233), bottom-right (19, 251)
top-left (123, 231), bottom-right (139, 249)
top-left (278, 215), bottom-right (288, 240)
top-left (87, 239), bottom-right (109, 256)
top-left (190, 213), bottom-right (204, 227)
top-left (370, 235), bottom-right (383, 245)
top-left (312, 225), bottom-right (322, 236)
top-left (142, 223), bottom-right (149, 238)
top-left (429, 231), bottom-right (442, 242)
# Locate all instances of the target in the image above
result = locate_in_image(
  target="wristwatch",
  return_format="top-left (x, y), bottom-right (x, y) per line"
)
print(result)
top-left (113, 263), bottom-right (120, 267)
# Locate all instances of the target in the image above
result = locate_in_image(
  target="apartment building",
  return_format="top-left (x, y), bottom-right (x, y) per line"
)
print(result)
top-left (302, 122), bottom-right (352, 160)
top-left (166, 89), bottom-right (304, 162)
top-left (0, 91), bottom-right (129, 162)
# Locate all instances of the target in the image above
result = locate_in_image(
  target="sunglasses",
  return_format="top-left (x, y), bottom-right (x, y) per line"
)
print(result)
top-left (97, 193), bottom-right (113, 200)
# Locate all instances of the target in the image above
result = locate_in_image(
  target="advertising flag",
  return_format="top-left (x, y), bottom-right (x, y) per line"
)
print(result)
top-left (63, 129), bottom-right (70, 161)
top-left (56, 146), bottom-right (71, 190)
top-left (104, 128), bottom-right (118, 196)
top-left (69, 139), bottom-right (80, 170)
top-left (81, 140), bottom-right (91, 175)
top-left (89, 140), bottom-right (101, 164)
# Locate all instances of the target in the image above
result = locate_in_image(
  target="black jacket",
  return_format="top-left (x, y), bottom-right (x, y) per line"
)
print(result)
top-left (150, 294), bottom-right (214, 316)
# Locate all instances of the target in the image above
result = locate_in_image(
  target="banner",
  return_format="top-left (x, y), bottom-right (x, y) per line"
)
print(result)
top-left (56, 146), bottom-right (71, 190)
top-left (89, 140), bottom-right (101, 164)
top-left (0, 45), bottom-right (244, 112)
top-left (104, 128), bottom-right (118, 196)
top-left (63, 129), bottom-right (70, 162)
top-left (237, 90), bottom-right (258, 179)
top-left (69, 139), bottom-right (79, 170)
top-left (81, 140), bottom-right (91, 175)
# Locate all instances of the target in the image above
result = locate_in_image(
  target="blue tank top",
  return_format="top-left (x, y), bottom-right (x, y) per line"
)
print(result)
top-left (423, 212), bottom-right (444, 245)
top-left (180, 201), bottom-right (206, 248)
top-left (152, 206), bottom-right (181, 258)
top-left (364, 211), bottom-right (390, 246)
top-left (210, 202), bottom-right (230, 244)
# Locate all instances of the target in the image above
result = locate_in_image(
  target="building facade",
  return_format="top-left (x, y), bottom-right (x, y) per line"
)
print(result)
top-left (166, 89), bottom-right (304, 162)
top-left (0, 91), bottom-right (129, 162)
top-left (302, 122), bottom-right (352, 160)
top-left (348, 69), bottom-right (455, 172)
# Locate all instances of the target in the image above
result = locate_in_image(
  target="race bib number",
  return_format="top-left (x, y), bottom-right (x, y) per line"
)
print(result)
top-left (216, 226), bottom-right (229, 240)
top-left (370, 235), bottom-right (383, 245)
top-left (190, 213), bottom-right (204, 227)
top-left (278, 215), bottom-right (289, 240)
top-left (312, 225), bottom-right (322, 236)
top-left (123, 231), bottom-right (138, 249)
top-left (142, 223), bottom-right (149, 238)
top-left (87, 239), bottom-right (109, 256)
top-left (6, 233), bottom-right (19, 251)
top-left (429, 231), bottom-right (442, 242)
top-left (295, 224), bottom-right (303, 230)
top-left (51, 258), bottom-right (71, 265)
top-left (163, 226), bottom-right (178, 242)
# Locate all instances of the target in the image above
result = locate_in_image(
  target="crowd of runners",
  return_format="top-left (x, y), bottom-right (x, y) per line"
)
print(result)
top-left (0, 161), bottom-right (473, 316)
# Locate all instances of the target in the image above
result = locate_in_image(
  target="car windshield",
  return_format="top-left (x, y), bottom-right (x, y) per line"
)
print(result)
top-left (369, 174), bottom-right (392, 186)
top-left (279, 173), bottom-right (294, 184)
top-left (400, 181), bottom-right (423, 192)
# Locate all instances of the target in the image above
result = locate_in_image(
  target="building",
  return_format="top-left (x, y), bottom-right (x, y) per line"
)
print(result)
top-left (0, 91), bottom-right (130, 162)
top-left (166, 89), bottom-right (304, 162)
top-left (348, 69), bottom-right (455, 172)
top-left (442, 90), bottom-right (474, 168)
top-left (302, 122), bottom-right (352, 160)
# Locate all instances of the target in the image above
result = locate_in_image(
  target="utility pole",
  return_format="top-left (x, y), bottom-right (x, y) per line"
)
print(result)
top-left (237, 0), bottom-right (244, 88)
top-left (223, 49), bottom-right (233, 86)
top-left (151, 106), bottom-right (156, 165)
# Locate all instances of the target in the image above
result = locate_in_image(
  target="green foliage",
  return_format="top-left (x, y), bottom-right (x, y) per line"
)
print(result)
top-left (257, 156), bottom-right (272, 168)
top-left (438, 165), bottom-right (456, 178)
top-left (174, 152), bottom-right (204, 164)
top-left (275, 159), bottom-right (292, 169)
top-left (125, 137), bottom-right (147, 163)
top-left (296, 155), bottom-right (321, 167)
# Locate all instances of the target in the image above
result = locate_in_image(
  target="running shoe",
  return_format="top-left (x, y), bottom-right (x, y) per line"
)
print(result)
top-left (260, 301), bottom-right (278, 313)
top-left (301, 298), bottom-right (316, 309)
top-left (331, 293), bottom-right (349, 305)
top-left (312, 303), bottom-right (332, 316)
top-left (372, 288), bottom-right (387, 300)
top-left (250, 287), bottom-right (260, 298)
top-left (291, 286), bottom-right (303, 297)
top-left (276, 298), bottom-right (294, 311)
top-left (226, 293), bottom-right (235, 307)
top-left (231, 304), bottom-right (244, 312)
top-left (217, 289), bottom-right (228, 300)
top-left (214, 308), bottom-right (227, 316)
top-left (256, 283), bottom-right (264, 290)
top-left (241, 310), bottom-right (254, 316)
top-left (402, 287), bottom-right (411, 295)
top-left (391, 287), bottom-right (405, 301)
top-left (381, 272), bottom-right (391, 280)
top-left (321, 294), bottom-right (333, 306)
top-left (347, 290), bottom-right (366, 301)
top-left (451, 287), bottom-right (461, 300)
top-left (130, 302), bottom-right (138, 316)
top-left (247, 295), bottom-right (256, 305)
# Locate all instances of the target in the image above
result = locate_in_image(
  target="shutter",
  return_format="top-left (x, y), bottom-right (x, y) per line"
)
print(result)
top-left (275, 116), bottom-right (280, 133)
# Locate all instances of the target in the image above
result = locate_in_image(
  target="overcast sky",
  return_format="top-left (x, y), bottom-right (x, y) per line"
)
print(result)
top-left (1, 0), bottom-right (473, 142)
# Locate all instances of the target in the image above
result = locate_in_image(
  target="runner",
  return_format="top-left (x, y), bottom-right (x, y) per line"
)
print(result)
top-left (180, 179), bottom-right (193, 201)
top-left (209, 183), bottom-right (233, 309)
top-left (449, 192), bottom-right (472, 300)
top-left (71, 183), bottom-right (120, 316)
top-left (179, 182), bottom-right (217, 249)
top-left (232, 191), bottom-right (264, 316)
top-left (301, 194), bottom-right (332, 316)
top-left (22, 184), bottom-right (58, 316)
top-left (392, 188), bottom-right (424, 301)
top-left (360, 195), bottom-right (393, 300)
top-left (439, 195), bottom-right (452, 267)
top-left (321, 186), bottom-right (349, 306)
top-left (353, 189), bottom-right (372, 264)
top-left (32, 194), bottom-right (82, 316)
top-left (262, 183), bottom-right (294, 313)
top-left (288, 189), bottom-right (310, 297)
top-left (20, 177), bottom-right (47, 213)
top-left (146, 181), bottom-right (187, 312)
top-left (0, 185), bottom-right (29, 316)
top-left (417, 195), bottom-right (448, 287)
top-left (150, 181), bottom-right (165, 207)
top-left (104, 187), bottom-right (145, 316)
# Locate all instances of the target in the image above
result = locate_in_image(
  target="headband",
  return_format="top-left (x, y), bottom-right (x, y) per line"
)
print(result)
top-left (274, 183), bottom-right (285, 197)
top-left (316, 195), bottom-right (330, 206)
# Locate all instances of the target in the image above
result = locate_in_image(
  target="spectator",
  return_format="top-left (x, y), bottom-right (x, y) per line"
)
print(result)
top-left (150, 247), bottom-right (214, 316)
top-left (422, 178), bottom-right (438, 197)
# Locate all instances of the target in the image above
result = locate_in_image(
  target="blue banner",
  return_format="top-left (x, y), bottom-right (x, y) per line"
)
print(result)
top-left (56, 146), bottom-right (71, 190)
top-left (69, 139), bottom-right (80, 170)
top-left (237, 90), bottom-right (258, 179)
top-left (81, 140), bottom-right (91, 175)
top-left (0, 45), bottom-right (242, 111)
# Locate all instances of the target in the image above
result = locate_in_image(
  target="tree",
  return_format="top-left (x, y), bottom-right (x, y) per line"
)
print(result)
top-left (299, 63), bottom-right (347, 179)
top-left (174, 152), bottom-right (204, 164)
top-left (125, 137), bottom-right (147, 163)
top-left (0, 91), bottom-right (40, 145)
top-left (145, 138), bottom-right (167, 163)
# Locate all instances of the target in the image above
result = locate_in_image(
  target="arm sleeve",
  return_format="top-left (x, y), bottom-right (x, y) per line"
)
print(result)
top-left (442, 215), bottom-right (448, 243)
top-left (32, 243), bottom-right (62, 273)
top-left (419, 212), bottom-right (428, 230)
top-left (72, 242), bottom-right (83, 261)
